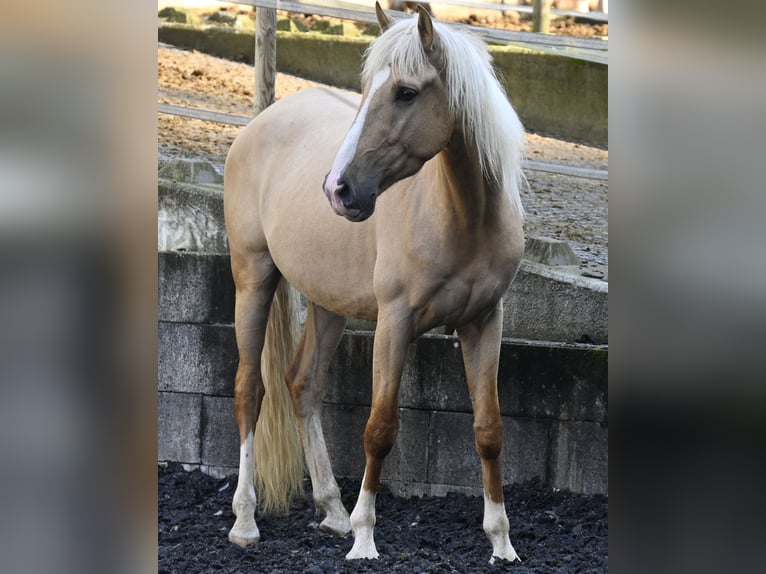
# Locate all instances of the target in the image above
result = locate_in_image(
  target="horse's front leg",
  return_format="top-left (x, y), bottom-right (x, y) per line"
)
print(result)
top-left (456, 301), bottom-right (519, 564)
top-left (346, 311), bottom-right (412, 560)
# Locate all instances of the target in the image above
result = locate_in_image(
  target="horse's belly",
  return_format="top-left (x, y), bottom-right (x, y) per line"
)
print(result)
top-left (263, 167), bottom-right (379, 320)
top-left (244, 89), bottom-right (378, 320)
top-left (274, 231), bottom-right (379, 321)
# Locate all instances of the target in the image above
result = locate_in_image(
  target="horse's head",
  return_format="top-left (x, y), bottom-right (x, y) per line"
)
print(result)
top-left (323, 3), bottom-right (454, 222)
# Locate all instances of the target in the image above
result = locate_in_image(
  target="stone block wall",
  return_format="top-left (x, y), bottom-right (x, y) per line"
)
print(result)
top-left (158, 250), bottom-right (607, 495)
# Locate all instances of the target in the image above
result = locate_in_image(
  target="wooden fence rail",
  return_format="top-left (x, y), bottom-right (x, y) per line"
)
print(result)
top-left (433, 0), bottom-right (608, 23)
top-left (159, 0), bottom-right (607, 178)
top-left (225, 0), bottom-right (608, 63)
top-left (157, 104), bottom-right (607, 180)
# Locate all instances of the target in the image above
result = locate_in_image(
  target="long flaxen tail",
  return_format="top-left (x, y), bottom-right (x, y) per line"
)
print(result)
top-left (253, 278), bottom-right (305, 515)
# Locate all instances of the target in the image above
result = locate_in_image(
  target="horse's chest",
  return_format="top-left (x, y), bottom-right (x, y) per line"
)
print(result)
top-left (374, 213), bottom-right (522, 329)
top-left (409, 257), bottom-right (513, 328)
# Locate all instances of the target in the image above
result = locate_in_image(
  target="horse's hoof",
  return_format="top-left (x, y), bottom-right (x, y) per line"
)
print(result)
top-left (345, 537), bottom-right (379, 560)
top-left (319, 514), bottom-right (351, 537)
top-left (489, 551), bottom-right (520, 565)
top-left (228, 523), bottom-right (260, 547)
top-left (345, 548), bottom-right (380, 560)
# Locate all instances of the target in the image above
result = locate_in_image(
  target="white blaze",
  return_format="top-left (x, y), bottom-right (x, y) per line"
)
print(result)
top-left (325, 67), bottom-right (391, 192)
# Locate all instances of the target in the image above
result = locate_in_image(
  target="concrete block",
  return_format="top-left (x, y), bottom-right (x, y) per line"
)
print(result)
top-left (158, 179), bottom-right (228, 253)
top-left (328, 333), bottom-right (607, 422)
top-left (158, 392), bottom-right (201, 463)
top-left (400, 336), bottom-right (471, 413)
top-left (321, 403), bottom-right (368, 478)
top-left (549, 420), bottom-right (608, 495)
top-left (381, 408), bottom-right (430, 484)
top-left (321, 404), bottom-right (429, 485)
top-left (504, 261), bottom-right (608, 343)
top-left (158, 322), bottom-right (237, 396)
top-left (201, 395), bottom-right (240, 468)
top-left (158, 158), bottom-right (223, 185)
top-left (325, 333), bottom-right (374, 406)
top-left (427, 412), bottom-right (552, 490)
top-left (158, 252), bottom-right (235, 323)
top-left (498, 340), bottom-right (608, 422)
top-left (328, 332), bottom-right (470, 413)
top-left (427, 412), bottom-right (481, 488)
top-left (502, 416), bottom-right (553, 485)
top-left (523, 236), bottom-right (580, 266)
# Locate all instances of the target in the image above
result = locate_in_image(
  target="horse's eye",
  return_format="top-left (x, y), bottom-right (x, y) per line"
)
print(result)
top-left (396, 86), bottom-right (418, 103)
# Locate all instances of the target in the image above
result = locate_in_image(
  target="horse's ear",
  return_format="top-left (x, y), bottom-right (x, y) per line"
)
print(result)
top-left (375, 2), bottom-right (393, 32)
top-left (416, 4), bottom-right (435, 52)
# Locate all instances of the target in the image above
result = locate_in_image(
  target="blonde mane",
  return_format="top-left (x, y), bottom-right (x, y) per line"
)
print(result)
top-left (362, 18), bottom-right (526, 218)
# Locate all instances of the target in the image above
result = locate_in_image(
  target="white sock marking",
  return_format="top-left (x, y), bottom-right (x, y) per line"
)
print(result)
top-left (483, 495), bottom-right (519, 563)
top-left (346, 473), bottom-right (380, 559)
top-left (229, 431), bottom-right (260, 545)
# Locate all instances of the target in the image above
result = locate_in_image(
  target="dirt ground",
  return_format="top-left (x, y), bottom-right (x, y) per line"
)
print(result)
top-left (158, 33), bottom-right (608, 270)
top-left (159, 463), bottom-right (608, 573)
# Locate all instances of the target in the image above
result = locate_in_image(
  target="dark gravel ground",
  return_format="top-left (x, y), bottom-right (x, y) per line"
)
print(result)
top-left (159, 463), bottom-right (607, 573)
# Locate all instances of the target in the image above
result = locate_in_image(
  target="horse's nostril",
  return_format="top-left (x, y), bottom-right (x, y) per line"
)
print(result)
top-left (337, 179), bottom-right (353, 209)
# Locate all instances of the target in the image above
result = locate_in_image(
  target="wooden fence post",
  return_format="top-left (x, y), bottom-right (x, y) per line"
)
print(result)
top-left (532, 0), bottom-right (551, 34)
top-left (254, 7), bottom-right (277, 115)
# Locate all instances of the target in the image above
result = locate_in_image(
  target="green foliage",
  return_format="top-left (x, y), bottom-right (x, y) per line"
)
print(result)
top-left (207, 10), bottom-right (237, 25)
top-left (158, 7), bottom-right (187, 23)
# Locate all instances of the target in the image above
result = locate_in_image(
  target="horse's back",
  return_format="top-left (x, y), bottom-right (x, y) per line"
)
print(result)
top-left (225, 88), bottom-right (357, 206)
top-left (224, 87), bottom-right (358, 253)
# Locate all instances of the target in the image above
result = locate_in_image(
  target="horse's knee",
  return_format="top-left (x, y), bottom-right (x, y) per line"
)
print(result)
top-left (474, 419), bottom-right (503, 461)
top-left (364, 409), bottom-right (399, 460)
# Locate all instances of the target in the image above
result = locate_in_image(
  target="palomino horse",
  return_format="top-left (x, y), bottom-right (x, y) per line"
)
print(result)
top-left (223, 3), bottom-right (525, 563)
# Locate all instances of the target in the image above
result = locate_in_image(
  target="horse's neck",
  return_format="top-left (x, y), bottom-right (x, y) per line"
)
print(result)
top-left (431, 131), bottom-right (510, 232)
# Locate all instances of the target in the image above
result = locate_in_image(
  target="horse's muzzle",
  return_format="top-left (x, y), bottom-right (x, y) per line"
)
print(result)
top-left (322, 173), bottom-right (376, 222)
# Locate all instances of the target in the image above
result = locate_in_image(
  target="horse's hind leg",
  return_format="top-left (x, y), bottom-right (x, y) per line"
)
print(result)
top-left (456, 302), bottom-right (519, 563)
top-left (228, 253), bottom-right (281, 547)
top-left (285, 302), bottom-right (350, 536)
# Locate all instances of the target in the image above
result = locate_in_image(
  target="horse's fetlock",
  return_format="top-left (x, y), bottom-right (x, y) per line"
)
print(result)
top-left (350, 509), bottom-right (376, 530)
top-left (484, 513), bottom-right (509, 535)
top-left (313, 485), bottom-right (341, 510)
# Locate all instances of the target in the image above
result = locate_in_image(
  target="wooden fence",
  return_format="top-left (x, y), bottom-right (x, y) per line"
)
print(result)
top-left (158, 0), bottom-right (608, 179)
